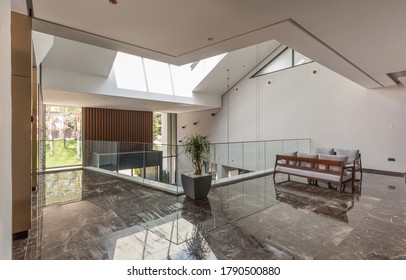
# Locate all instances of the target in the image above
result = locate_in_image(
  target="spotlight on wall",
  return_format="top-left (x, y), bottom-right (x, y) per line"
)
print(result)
top-left (211, 113), bottom-right (216, 116)
top-left (182, 125), bottom-right (186, 129)
top-left (312, 68), bottom-right (319, 75)
top-left (267, 79), bottom-right (272, 86)
top-left (193, 122), bottom-right (198, 125)
top-left (178, 140), bottom-right (182, 143)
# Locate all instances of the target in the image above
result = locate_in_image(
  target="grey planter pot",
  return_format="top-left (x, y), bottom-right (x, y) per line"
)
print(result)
top-left (181, 173), bottom-right (212, 200)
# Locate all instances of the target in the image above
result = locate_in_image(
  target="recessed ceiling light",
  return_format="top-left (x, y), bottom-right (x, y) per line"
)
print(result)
top-left (208, 37), bottom-right (215, 42)
top-left (109, 0), bottom-right (118, 5)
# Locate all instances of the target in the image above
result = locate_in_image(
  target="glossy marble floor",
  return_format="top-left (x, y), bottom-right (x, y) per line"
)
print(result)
top-left (13, 170), bottom-right (406, 260)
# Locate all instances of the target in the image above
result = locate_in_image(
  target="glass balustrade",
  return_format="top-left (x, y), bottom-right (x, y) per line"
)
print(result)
top-left (40, 138), bottom-right (311, 194)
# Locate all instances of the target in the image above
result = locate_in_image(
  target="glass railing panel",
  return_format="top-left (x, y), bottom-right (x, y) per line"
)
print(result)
top-left (80, 138), bottom-right (311, 196)
top-left (265, 140), bottom-right (283, 170)
top-left (209, 143), bottom-right (229, 180)
top-left (297, 138), bottom-right (311, 154)
top-left (227, 142), bottom-right (244, 178)
top-left (176, 144), bottom-right (188, 188)
top-left (116, 142), bottom-right (145, 183)
top-left (282, 139), bottom-right (299, 153)
top-left (258, 141), bottom-right (267, 172)
top-left (87, 140), bottom-right (120, 172)
top-left (85, 141), bottom-right (180, 192)
top-left (242, 141), bottom-right (260, 176)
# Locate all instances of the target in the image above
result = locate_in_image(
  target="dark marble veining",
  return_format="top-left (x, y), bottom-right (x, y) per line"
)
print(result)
top-left (13, 169), bottom-right (406, 260)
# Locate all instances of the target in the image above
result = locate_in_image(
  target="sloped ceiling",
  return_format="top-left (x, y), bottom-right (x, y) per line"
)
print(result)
top-left (42, 36), bottom-right (116, 77)
top-left (194, 40), bottom-right (282, 95)
top-left (25, 0), bottom-right (406, 89)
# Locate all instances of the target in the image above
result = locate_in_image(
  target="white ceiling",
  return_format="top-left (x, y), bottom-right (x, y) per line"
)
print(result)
top-left (23, 0), bottom-right (406, 87)
top-left (24, 0), bottom-right (406, 89)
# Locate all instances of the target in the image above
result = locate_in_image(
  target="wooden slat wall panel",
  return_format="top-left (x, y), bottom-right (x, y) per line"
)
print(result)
top-left (83, 107), bottom-right (153, 143)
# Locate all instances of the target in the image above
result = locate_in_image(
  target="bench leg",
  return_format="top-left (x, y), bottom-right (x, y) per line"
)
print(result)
top-left (351, 176), bottom-right (355, 193)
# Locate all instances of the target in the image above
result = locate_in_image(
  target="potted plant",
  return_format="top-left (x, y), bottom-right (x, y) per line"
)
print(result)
top-left (181, 134), bottom-right (212, 200)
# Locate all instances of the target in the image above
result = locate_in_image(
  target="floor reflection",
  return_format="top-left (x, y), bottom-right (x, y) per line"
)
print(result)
top-left (113, 216), bottom-right (216, 260)
top-left (274, 181), bottom-right (356, 223)
top-left (13, 169), bottom-right (406, 260)
top-left (42, 171), bottom-right (83, 205)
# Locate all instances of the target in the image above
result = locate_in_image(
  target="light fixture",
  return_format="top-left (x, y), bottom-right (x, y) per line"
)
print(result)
top-left (182, 125), bottom-right (186, 129)
top-left (208, 37), bottom-right (215, 42)
top-left (109, 0), bottom-right (118, 5)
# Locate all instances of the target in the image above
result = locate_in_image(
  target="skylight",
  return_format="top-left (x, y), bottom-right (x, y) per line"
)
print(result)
top-left (113, 52), bottom-right (226, 97)
top-left (113, 53), bottom-right (147, 92)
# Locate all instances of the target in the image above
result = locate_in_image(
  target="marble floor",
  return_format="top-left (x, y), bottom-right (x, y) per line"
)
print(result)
top-left (13, 169), bottom-right (406, 260)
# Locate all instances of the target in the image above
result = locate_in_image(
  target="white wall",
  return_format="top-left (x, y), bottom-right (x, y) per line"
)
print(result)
top-left (0, 0), bottom-right (12, 259)
top-left (178, 62), bottom-right (406, 173)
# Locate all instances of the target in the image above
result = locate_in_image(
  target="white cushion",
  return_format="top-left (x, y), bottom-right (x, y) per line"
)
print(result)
top-left (297, 153), bottom-right (318, 168)
top-left (335, 148), bottom-right (360, 162)
top-left (318, 154), bottom-right (347, 172)
top-left (275, 166), bottom-right (341, 182)
top-left (315, 148), bottom-right (334, 155)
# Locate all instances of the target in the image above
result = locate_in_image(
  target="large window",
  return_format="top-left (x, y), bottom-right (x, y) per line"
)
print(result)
top-left (44, 105), bottom-right (82, 168)
top-left (252, 47), bottom-right (313, 78)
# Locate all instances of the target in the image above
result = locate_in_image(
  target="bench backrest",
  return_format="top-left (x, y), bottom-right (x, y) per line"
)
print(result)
top-left (275, 155), bottom-right (345, 176)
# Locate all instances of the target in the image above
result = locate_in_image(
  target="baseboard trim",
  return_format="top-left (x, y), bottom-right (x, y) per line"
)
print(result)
top-left (13, 230), bottom-right (29, 241)
top-left (363, 168), bottom-right (405, 178)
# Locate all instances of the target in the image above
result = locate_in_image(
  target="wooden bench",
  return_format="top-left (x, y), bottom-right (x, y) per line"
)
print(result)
top-left (273, 155), bottom-right (354, 193)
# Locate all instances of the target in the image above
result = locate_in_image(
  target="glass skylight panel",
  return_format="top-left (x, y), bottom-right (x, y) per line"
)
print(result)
top-left (144, 58), bottom-right (173, 95)
top-left (113, 51), bottom-right (226, 97)
top-left (113, 52), bottom-right (147, 91)
top-left (252, 47), bottom-right (313, 78)
top-left (170, 64), bottom-right (195, 97)
top-left (257, 48), bottom-right (292, 75)
top-left (294, 51), bottom-right (312, 66)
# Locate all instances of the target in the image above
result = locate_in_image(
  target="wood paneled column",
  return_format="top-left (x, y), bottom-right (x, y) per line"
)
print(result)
top-left (11, 12), bottom-right (32, 239)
